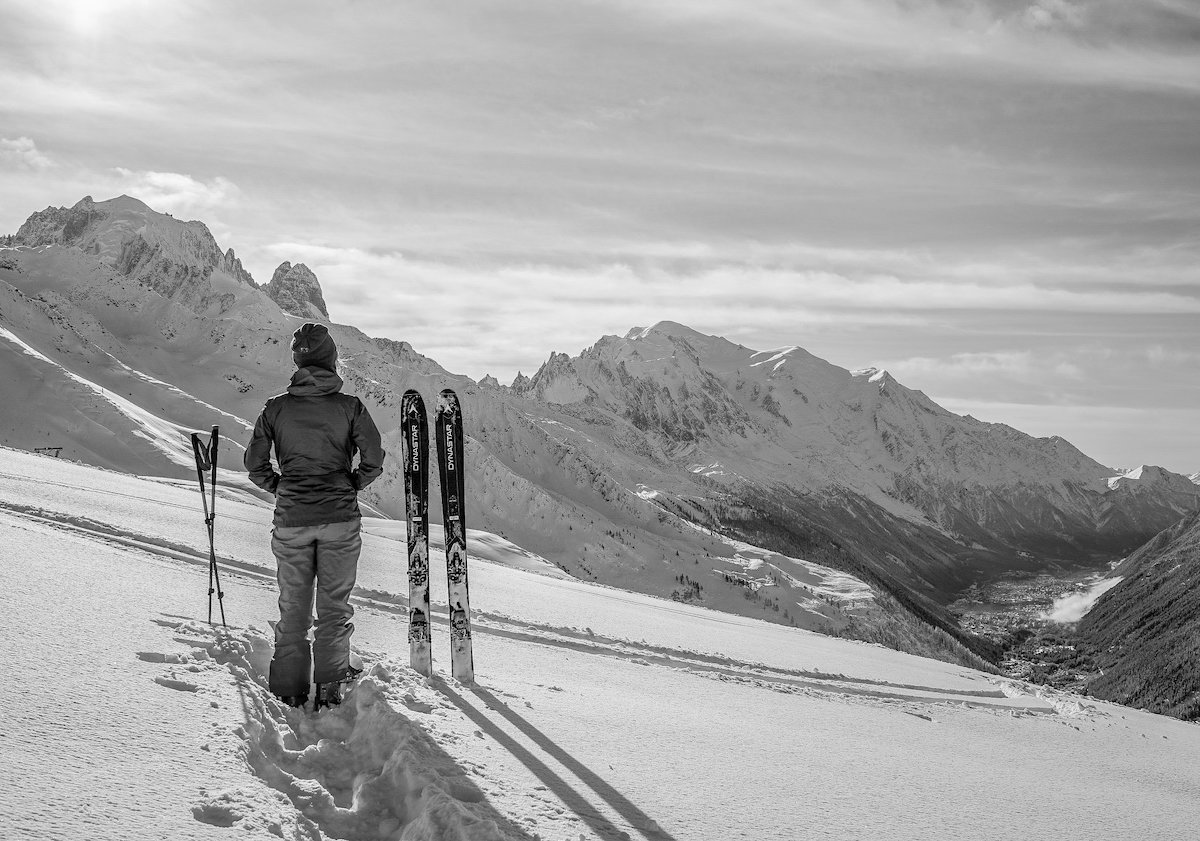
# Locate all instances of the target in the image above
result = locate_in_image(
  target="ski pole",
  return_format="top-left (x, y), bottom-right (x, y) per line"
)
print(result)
top-left (191, 426), bottom-right (227, 628)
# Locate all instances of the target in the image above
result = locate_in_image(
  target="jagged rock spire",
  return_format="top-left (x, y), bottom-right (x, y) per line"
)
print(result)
top-left (264, 261), bottom-right (329, 319)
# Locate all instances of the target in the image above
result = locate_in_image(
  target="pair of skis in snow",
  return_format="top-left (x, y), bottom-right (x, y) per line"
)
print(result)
top-left (402, 388), bottom-right (474, 682)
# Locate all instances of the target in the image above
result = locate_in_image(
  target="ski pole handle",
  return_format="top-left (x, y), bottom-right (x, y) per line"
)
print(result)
top-left (190, 427), bottom-right (220, 520)
top-left (208, 426), bottom-right (219, 518)
top-left (191, 432), bottom-right (211, 472)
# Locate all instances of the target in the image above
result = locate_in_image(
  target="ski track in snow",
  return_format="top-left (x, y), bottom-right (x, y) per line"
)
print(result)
top-left (0, 498), bottom-right (1036, 710)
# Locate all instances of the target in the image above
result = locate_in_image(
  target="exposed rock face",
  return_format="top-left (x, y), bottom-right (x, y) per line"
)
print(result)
top-left (219, 248), bottom-right (257, 287)
top-left (370, 337), bottom-right (446, 376)
top-left (10, 195), bottom-right (255, 313)
top-left (14, 196), bottom-right (107, 247)
top-left (264, 262), bottom-right (329, 319)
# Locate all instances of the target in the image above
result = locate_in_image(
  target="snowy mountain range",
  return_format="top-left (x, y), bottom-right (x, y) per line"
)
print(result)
top-left (2, 195), bottom-right (1198, 667)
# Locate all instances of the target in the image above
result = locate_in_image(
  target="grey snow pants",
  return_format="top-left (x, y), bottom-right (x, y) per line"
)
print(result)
top-left (269, 519), bottom-right (361, 697)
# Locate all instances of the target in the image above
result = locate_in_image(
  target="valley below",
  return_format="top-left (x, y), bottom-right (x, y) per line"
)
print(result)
top-left (951, 563), bottom-right (1116, 693)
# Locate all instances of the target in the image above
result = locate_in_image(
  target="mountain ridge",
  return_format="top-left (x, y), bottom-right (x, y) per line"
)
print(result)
top-left (506, 317), bottom-right (1191, 564)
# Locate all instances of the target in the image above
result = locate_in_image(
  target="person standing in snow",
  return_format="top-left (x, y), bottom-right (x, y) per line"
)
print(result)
top-left (244, 323), bottom-right (386, 709)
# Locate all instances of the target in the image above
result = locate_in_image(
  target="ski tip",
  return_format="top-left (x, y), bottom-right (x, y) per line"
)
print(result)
top-left (402, 394), bottom-right (427, 422)
top-left (437, 388), bottom-right (460, 411)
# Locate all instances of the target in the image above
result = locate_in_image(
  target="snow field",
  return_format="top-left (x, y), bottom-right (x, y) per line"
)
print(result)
top-left (4, 447), bottom-right (1200, 840)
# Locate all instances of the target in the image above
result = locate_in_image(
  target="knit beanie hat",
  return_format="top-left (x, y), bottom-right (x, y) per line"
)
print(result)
top-left (291, 323), bottom-right (338, 372)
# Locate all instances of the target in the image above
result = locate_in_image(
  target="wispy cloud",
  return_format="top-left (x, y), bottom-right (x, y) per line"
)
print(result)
top-left (1043, 576), bottom-right (1123, 623)
top-left (888, 351), bottom-right (1084, 382)
top-left (1144, 344), bottom-right (1200, 367)
top-left (0, 136), bottom-right (53, 170)
top-left (108, 169), bottom-right (239, 218)
top-left (634, 0), bottom-right (1200, 90)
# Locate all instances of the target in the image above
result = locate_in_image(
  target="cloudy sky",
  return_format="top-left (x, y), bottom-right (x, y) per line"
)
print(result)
top-left (2, 0), bottom-right (1198, 471)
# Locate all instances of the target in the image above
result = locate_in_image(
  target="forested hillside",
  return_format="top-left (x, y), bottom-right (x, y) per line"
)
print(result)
top-left (1080, 511), bottom-right (1200, 719)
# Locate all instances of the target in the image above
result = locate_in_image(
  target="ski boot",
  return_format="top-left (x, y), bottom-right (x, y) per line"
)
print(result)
top-left (314, 681), bottom-right (343, 710)
top-left (314, 656), bottom-right (364, 711)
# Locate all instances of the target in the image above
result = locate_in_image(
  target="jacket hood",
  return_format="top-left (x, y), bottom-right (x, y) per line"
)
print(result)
top-left (287, 366), bottom-right (344, 396)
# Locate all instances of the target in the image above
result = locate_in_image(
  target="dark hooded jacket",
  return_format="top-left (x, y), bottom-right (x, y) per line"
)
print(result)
top-left (244, 366), bottom-right (386, 527)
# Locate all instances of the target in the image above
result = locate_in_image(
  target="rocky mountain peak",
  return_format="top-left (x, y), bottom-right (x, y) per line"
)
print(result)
top-left (14, 195), bottom-right (106, 248)
top-left (511, 372), bottom-right (533, 393)
top-left (1107, 465), bottom-right (1199, 495)
top-left (218, 248), bottom-right (257, 287)
top-left (103, 194), bottom-right (155, 213)
top-left (628, 320), bottom-right (711, 343)
top-left (523, 352), bottom-right (591, 404)
top-left (10, 194), bottom-right (256, 314)
top-left (366, 336), bottom-right (447, 375)
top-left (853, 366), bottom-right (896, 385)
top-left (626, 320), bottom-right (748, 362)
top-left (264, 261), bottom-right (329, 319)
top-left (531, 325), bottom-right (756, 440)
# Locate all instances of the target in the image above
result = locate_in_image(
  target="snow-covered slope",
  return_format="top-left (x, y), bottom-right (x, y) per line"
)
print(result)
top-left (2, 447), bottom-right (1199, 841)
